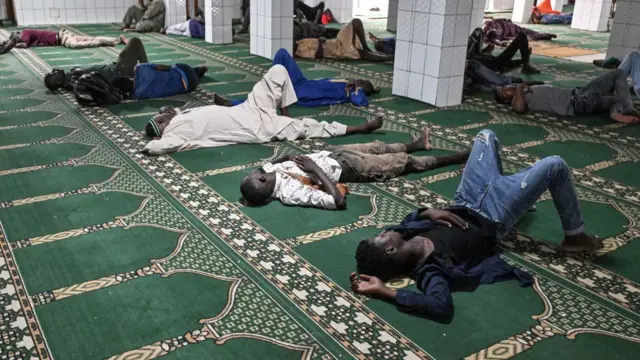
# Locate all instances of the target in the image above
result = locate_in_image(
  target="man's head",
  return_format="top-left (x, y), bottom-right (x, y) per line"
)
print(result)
top-left (145, 112), bottom-right (175, 138)
top-left (355, 231), bottom-right (428, 281)
top-left (373, 40), bottom-right (385, 52)
top-left (494, 85), bottom-right (517, 104)
top-left (194, 66), bottom-right (208, 78)
top-left (9, 31), bottom-right (21, 41)
top-left (240, 169), bottom-right (277, 206)
top-left (44, 68), bottom-right (66, 91)
top-left (485, 29), bottom-right (498, 40)
top-left (354, 79), bottom-right (381, 96)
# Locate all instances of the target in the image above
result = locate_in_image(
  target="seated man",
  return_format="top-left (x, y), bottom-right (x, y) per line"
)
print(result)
top-left (142, 64), bottom-right (382, 155)
top-left (496, 69), bottom-right (640, 124)
top-left (483, 18), bottom-right (556, 45)
top-left (162, 13), bottom-right (205, 38)
top-left (112, 63), bottom-right (208, 100)
top-left (122, 0), bottom-right (165, 33)
top-left (44, 37), bottom-right (149, 91)
top-left (0, 29), bottom-right (125, 54)
top-left (216, 48), bottom-right (380, 108)
top-left (619, 50), bottom-right (640, 100)
top-left (240, 129), bottom-right (470, 210)
top-left (296, 19), bottom-right (393, 62)
top-left (351, 129), bottom-right (602, 322)
top-left (468, 28), bottom-right (540, 74)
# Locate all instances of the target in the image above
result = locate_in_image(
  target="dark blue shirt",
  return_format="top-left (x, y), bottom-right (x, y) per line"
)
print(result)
top-left (132, 63), bottom-right (199, 99)
top-left (381, 37), bottom-right (396, 55)
top-left (389, 207), bottom-right (533, 323)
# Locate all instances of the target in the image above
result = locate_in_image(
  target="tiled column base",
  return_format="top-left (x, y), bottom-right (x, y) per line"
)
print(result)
top-left (393, 0), bottom-right (472, 107)
top-left (511, 0), bottom-right (534, 23)
top-left (250, 0), bottom-right (294, 59)
top-left (387, 0), bottom-right (399, 32)
top-left (606, 0), bottom-right (640, 59)
top-left (571, 0), bottom-right (611, 32)
top-left (204, 0), bottom-right (233, 44)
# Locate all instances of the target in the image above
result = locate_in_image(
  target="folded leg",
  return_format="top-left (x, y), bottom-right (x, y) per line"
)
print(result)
top-left (116, 37), bottom-right (148, 77)
top-left (246, 64), bottom-right (298, 111)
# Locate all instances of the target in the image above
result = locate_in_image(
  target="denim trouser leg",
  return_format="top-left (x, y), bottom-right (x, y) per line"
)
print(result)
top-left (619, 50), bottom-right (640, 99)
top-left (456, 130), bottom-right (584, 238)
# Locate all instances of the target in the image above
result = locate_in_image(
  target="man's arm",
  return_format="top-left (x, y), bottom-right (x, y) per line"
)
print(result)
top-left (294, 156), bottom-right (346, 209)
top-left (511, 84), bottom-right (528, 113)
top-left (351, 272), bottom-right (454, 323)
top-left (271, 154), bottom-right (293, 164)
top-left (280, 106), bottom-right (291, 117)
top-left (143, 0), bottom-right (164, 19)
top-left (152, 64), bottom-right (171, 71)
top-left (15, 42), bottom-right (28, 48)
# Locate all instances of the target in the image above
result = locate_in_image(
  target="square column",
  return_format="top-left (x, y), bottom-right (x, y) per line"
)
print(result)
top-left (388, 0), bottom-right (399, 32)
top-left (393, 0), bottom-right (472, 107)
top-left (571, 0), bottom-right (611, 32)
top-left (233, 0), bottom-right (243, 19)
top-left (471, 0), bottom-right (487, 31)
top-left (606, 0), bottom-right (640, 59)
top-left (204, 0), bottom-right (234, 44)
top-left (250, 0), bottom-right (294, 59)
top-left (164, 0), bottom-right (188, 28)
top-left (511, 0), bottom-right (534, 23)
top-left (326, 0), bottom-right (354, 23)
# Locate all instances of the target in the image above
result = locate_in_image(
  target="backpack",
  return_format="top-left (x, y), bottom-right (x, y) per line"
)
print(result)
top-left (73, 72), bottom-right (122, 106)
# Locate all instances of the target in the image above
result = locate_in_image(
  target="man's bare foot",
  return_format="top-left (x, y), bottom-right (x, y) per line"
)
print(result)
top-left (611, 112), bottom-right (640, 124)
top-left (214, 93), bottom-right (233, 107)
top-left (562, 233), bottom-right (603, 252)
top-left (119, 35), bottom-right (128, 44)
top-left (368, 31), bottom-right (379, 42)
top-left (409, 127), bottom-right (432, 151)
top-left (364, 116), bottom-right (383, 133)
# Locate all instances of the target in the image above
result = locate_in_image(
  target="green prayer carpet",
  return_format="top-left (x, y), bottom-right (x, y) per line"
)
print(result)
top-left (1, 20), bottom-right (639, 360)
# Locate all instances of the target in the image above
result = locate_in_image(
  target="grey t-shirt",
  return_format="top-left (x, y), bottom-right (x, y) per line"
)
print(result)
top-left (525, 85), bottom-right (574, 116)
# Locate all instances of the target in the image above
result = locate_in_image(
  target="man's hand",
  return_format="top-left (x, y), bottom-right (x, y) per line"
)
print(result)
top-left (611, 112), bottom-right (640, 124)
top-left (350, 273), bottom-right (396, 300)
top-left (421, 209), bottom-right (468, 229)
top-left (294, 156), bottom-right (319, 173)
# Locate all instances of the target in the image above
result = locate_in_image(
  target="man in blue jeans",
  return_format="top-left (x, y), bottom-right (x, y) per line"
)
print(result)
top-left (350, 129), bottom-right (601, 322)
top-left (619, 50), bottom-right (640, 100)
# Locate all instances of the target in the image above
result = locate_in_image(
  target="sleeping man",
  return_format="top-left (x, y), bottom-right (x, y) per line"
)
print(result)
top-left (142, 64), bottom-right (382, 155)
top-left (351, 129), bottom-right (602, 322)
top-left (215, 48), bottom-right (380, 108)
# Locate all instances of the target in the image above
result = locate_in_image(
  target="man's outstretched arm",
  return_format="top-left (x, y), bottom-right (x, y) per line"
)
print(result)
top-left (350, 272), bottom-right (454, 323)
top-left (511, 84), bottom-right (527, 113)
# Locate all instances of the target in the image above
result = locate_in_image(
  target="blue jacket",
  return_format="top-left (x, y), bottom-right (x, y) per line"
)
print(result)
top-left (389, 207), bottom-right (533, 323)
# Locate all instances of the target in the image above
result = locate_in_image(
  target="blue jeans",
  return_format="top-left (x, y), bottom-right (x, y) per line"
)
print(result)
top-left (455, 130), bottom-right (584, 238)
top-left (619, 50), bottom-right (640, 99)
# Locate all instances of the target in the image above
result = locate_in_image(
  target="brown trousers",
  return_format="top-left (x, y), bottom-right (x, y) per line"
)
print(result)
top-left (328, 141), bottom-right (437, 182)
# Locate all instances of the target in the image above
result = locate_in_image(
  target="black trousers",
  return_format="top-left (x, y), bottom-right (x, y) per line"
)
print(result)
top-left (116, 37), bottom-right (148, 77)
top-left (295, 1), bottom-right (325, 23)
top-left (480, 34), bottom-right (530, 72)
